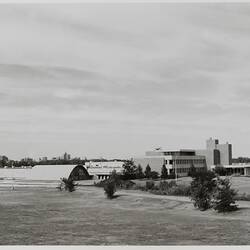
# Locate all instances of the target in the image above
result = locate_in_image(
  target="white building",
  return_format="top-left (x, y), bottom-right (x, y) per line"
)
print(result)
top-left (85, 161), bottom-right (124, 180)
top-left (133, 149), bottom-right (206, 177)
top-left (196, 138), bottom-right (232, 169)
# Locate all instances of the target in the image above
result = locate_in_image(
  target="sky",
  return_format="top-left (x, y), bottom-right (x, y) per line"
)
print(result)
top-left (1, 3), bottom-right (250, 160)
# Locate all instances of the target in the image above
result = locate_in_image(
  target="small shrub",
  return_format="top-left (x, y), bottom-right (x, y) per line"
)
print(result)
top-left (135, 184), bottom-right (146, 191)
top-left (166, 173), bottom-right (176, 179)
top-left (104, 180), bottom-right (116, 199)
top-left (123, 180), bottom-right (136, 189)
top-left (170, 184), bottom-right (191, 196)
top-left (157, 180), bottom-right (190, 196)
top-left (58, 178), bottom-right (77, 192)
top-left (159, 180), bottom-right (177, 190)
top-left (145, 180), bottom-right (155, 190)
top-left (94, 178), bottom-right (135, 190)
top-left (212, 177), bottom-right (238, 213)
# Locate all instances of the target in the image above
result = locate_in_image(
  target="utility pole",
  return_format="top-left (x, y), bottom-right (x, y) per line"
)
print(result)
top-left (175, 154), bottom-right (178, 183)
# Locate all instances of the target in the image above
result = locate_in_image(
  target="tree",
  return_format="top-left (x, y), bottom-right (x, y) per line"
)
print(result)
top-left (144, 164), bottom-right (152, 179)
top-left (212, 177), bottom-right (238, 212)
top-left (122, 160), bottom-right (137, 180)
top-left (135, 164), bottom-right (145, 179)
top-left (0, 155), bottom-right (8, 168)
top-left (188, 163), bottom-right (196, 177)
top-left (104, 179), bottom-right (116, 199)
top-left (109, 170), bottom-right (122, 187)
top-left (161, 164), bottom-right (168, 179)
top-left (146, 180), bottom-right (155, 190)
top-left (109, 170), bottom-right (120, 182)
top-left (190, 171), bottom-right (216, 211)
top-left (150, 171), bottom-right (159, 179)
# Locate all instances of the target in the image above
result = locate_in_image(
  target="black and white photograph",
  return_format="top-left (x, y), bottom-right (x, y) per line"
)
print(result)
top-left (0, 1), bottom-right (250, 246)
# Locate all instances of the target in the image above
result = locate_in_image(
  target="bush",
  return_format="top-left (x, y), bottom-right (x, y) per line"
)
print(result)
top-left (123, 180), bottom-right (136, 189)
top-left (212, 177), bottom-right (238, 212)
top-left (109, 170), bottom-right (122, 184)
top-left (166, 173), bottom-right (176, 180)
top-left (94, 174), bottom-right (135, 190)
top-left (156, 180), bottom-right (190, 196)
top-left (168, 184), bottom-right (191, 196)
top-left (145, 180), bottom-right (155, 190)
top-left (58, 178), bottom-right (77, 192)
top-left (190, 171), bottom-right (217, 211)
top-left (104, 180), bottom-right (116, 199)
top-left (214, 166), bottom-right (227, 176)
top-left (134, 184), bottom-right (146, 191)
top-left (159, 180), bottom-right (177, 190)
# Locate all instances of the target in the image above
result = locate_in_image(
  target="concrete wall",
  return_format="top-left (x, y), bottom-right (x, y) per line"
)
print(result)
top-left (195, 149), bottom-right (217, 170)
top-left (245, 167), bottom-right (250, 176)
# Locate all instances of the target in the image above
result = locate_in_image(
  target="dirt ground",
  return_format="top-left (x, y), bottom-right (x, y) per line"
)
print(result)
top-left (0, 185), bottom-right (250, 245)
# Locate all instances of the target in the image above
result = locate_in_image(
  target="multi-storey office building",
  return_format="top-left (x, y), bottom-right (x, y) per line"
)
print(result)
top-left (133, 149), bottom-right (206, 177)
top-left (196, 138), bottom-right (232, 169)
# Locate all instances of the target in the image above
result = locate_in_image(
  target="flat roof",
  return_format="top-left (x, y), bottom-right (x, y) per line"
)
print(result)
top-left (212, 164), bottom-right (250, 168)
top-left (147, 149), bottom-right (195, 153)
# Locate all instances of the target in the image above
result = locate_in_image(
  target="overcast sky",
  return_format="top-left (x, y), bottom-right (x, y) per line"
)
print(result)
top-left (1, 3), bottom-right (250, 160)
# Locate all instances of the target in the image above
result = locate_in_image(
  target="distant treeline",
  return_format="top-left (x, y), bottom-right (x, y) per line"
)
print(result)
top-left (0, 156), bottom-right (125, 168)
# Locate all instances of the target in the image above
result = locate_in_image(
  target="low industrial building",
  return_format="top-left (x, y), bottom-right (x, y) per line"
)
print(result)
top-left (0, 165), bottom-right (90, 181)
top-left (211, 164), bottom-right (250, 176)
top-left (133, 149), bottom-right (206, 177)
top-left (85, 161), bottom-right (124, 180)
top-left (0, 161), bottom-right (124, 181)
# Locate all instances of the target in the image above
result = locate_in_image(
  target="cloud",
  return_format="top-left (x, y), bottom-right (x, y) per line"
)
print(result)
top-left (0, 4), bottom-right (250, 159)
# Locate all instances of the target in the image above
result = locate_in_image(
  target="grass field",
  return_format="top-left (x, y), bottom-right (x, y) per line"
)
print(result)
top-left (0, 185), bottom-right (250, 245)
